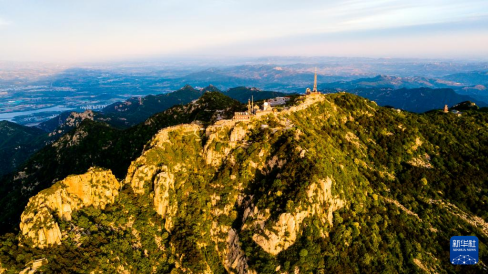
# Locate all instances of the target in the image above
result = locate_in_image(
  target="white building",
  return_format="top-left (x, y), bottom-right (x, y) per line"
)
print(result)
top-left (268, 97), bottom-right (290, 106)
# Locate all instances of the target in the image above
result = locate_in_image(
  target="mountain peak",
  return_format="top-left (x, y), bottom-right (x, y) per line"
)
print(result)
top-left (180, 84), bottom-right (198, 92)
top-left (202, 85), bottom-right (221, 93)
top-left (451, 101), bottom-right (479, 111)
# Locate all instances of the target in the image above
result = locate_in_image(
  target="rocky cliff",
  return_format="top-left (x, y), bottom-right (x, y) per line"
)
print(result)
top-left (250, 177), bottom-right (345, 255)
top-left (19, 168), bottom-right (120, 248)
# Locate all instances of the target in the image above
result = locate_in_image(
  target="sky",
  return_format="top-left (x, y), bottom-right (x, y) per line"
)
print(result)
top-left (0, 0), bottom-right (487, 63)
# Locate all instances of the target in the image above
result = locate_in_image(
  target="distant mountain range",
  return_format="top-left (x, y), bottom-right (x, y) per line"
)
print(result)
top-left (176, 70), bottom-right (488, 104)
top-left (0, 85), bottom-right (287, 178)
top-left (442, 71), bottom-right (488, 86)
top-left (2, 63), bottom-right (487, 126)
top-left (332, 87), bottom-right (486, 113)
top-left (1, 83), bottom-right (486, 178)
top-left (319, 74), bottom-right (488, 108)
top-left (322, 75), bottom-right (463, 90)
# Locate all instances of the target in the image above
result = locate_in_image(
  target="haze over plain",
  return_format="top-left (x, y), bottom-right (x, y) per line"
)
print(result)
top-left (0, 0), bottom-right (487, 62)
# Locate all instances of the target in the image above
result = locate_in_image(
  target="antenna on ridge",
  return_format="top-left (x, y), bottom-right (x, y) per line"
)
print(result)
top-left (313, 67), bottom-right (318, 92)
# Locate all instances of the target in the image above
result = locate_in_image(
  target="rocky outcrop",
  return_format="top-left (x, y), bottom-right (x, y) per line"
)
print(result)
top-left (127, 124), bottom-right (202, 193)
top-left (307, 177), bottom-right (345, 225)
top-left (203, 121), bottom-right (247, 167)
top-left (127, 163), bottom-right (159, 194)
top-left (408, 154), bottom-right (433, 168)
top-left (153, 166), bottom-right (178, 232)
top-left (252, 211), bottom-right (309, 255)
top-left (19, 168), bottom-right (120, 248)
top-left (125, 124), bottom-right (202, 230)
top-left (19, 259), bottom-right (48, 274)
top-left (229, 125), bottom-right (248, 143)
top-left (47, 110), bottom-right (96, 137)
top-left (225, 229), bottom-right (248, 274)
top-left (251, 177), bottom-right (345, 255)
top-left (64, 110), bottom-right (95, 127)
top-left (153, 166), bottom-right (175, 216)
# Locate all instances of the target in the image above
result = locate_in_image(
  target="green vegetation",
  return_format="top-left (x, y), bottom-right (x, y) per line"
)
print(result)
top-left (0, 91), bottom-right (245, 234)
top-left (102, 85), bottom-right (204, 127)
top-left (0, 92), bottom-right (487, 273)
top-left (0, 121), bottom-right (49, 177)
top-left (339, 87), bottom-right (485, 113)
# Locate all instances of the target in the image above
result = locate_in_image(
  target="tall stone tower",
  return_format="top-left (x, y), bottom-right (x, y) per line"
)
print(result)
top-left (443, 105), bottom-right (449, 113)
top-left (313, 67), bottom-right (318, 92)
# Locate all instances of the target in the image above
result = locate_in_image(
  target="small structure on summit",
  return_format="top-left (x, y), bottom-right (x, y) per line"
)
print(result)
top-left (268, 97), bottom-right (290, 106)
top-left (232, 97), bottom-right (254, 121)
top-left (443, 105), bottom-right (449, 113)
top-left (233, 96), bottom-right (276, 121)
top-left (233, 111), bottom-right (251, 121)
top-left (306, 68), bottom-right (321, 95)
top-left (255, 101), bottom-right (273, 116)
top-left (451, 110), bottom-right (462, 116)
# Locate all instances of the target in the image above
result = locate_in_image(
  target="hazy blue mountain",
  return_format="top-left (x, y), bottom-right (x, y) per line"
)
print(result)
top-left (322, 75), bottom-right (463, 90)
top-left (442, 71), bottom-right (488, 86)
top-left (453, 85), bottom-right (488, 104)
top-left (340, 87), bottom-right (485, 113)
top-left (224, 86), bottom-right (290, 103)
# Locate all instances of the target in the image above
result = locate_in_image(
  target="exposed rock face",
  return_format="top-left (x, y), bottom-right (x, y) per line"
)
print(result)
top-left (229, 125), bottom-right (248, 143)
top-left (153, 166), bottom-right (178, 232)
top-left (252, 211), bottom-right (309, 255)
top-left (20, 207), bottom-right (62, 248)
top-left (127, 163), bottom-right (159, 194)
top-left (203, 121), bottom-right (248, 167)
top-left (126, 124), bottom-right (201, 193)
top-left (125, 124), bottom-right (202, 231)
top-left (64, 110), bottom-right (95, 127)
top-left (46, 110), bottom-right (96, 137)
top-left (251, 177), bottom-right (345, 255)
top-left (19, 259), bottom-right (48, 274)
top-left (52, 126), bottom-right (89, 150)
top-left (408, 154), bottom-right (433, 169)
top-left (225, 229), bottom-right (248, 274)
top-left (153, 166), bottom-right (175, 217)
top-left (307, 177), bottom-right (345, 225)
top-left (19, 168), bottom-right (120, 248)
